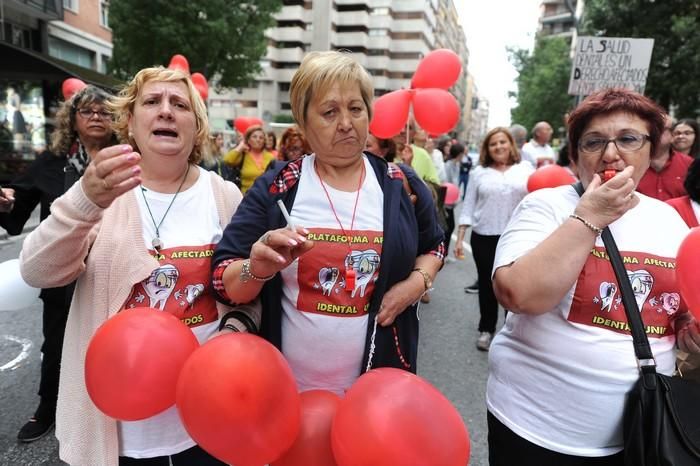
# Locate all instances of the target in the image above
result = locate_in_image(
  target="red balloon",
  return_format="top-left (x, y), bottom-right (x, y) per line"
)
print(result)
top-left (176, 333), bottom-right (300, 466)
top-left (677, 227), bottom-right (700, 318)
top-left (84, 308), bottom-right (199, 421)
top-left (369, 89), bottom-right (413, 139)
top-left (413, 89), bottom-right (460, 136)
top-left (331, 368), bottom-right (470, 466)
top-left (272, 390), bottom-right (340, 466)
top-left (411, 49), bottom-right (462, 90)
top-left (62, 78), bottom-right (87, 100)
top-left (443, 182), bottom-right (460, 206)
top-left (234, 116), bottom-right (264, 134)
top-left (526, 165), bottom-right (576, 192)
top-left (168, 54), bottom-right (190, 74)
top-left (190, 72), bottom-right (209, 101)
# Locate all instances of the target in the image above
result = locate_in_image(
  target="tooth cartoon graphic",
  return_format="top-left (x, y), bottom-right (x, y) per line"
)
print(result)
top-left (319, 267), bottom-right (340, 296)
top-left (347, 249), bottom-right (380, 298)
top-left (142, 264), bottom-right (179, 310)
top-left (183, 283), bottom-right (205, 307)
top-left (599, 281), bottom-right (617, 312)
top-left (627, 269), bottom-right (653, 311)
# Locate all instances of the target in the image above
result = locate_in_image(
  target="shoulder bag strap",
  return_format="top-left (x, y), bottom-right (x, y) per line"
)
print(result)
top-left (572, 182), bottom-right (656, 371)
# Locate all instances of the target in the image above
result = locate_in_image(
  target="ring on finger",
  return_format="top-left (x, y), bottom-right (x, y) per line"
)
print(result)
top-left (259, 232), bottom-right (271, 245)
top-left (102, 178), bottom-right (112, 190)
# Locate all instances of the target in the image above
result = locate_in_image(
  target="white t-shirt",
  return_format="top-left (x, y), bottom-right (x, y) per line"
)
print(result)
top-left (119, 167), bottom-right (223, 458)
top-left (281, 154), bottom-right (384, 395)
top-left (487, 186), bottom-right (689, 456)
top-left (521, 140), bottom-right (556, 168)
top-left (457, 162), bottom-right (533, 235)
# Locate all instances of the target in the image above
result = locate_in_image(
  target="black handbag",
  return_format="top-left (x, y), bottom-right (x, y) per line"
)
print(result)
top-left (599, 212), bottom-right (700, 465)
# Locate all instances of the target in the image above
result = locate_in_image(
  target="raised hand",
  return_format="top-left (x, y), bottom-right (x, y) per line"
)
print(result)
top-left (82, 144), bottom-right (142, 208)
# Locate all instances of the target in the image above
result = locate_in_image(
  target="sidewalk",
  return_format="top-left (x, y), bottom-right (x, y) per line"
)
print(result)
top-left (0, 206), bottom-right (41, 242)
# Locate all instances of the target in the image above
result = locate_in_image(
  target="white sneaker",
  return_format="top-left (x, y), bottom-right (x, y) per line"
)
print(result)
top-left (476, 332), bottom-right (492, 351)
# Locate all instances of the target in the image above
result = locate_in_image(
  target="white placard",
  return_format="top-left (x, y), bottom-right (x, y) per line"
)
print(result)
top-left (568, 36), bottom-right (654, 96)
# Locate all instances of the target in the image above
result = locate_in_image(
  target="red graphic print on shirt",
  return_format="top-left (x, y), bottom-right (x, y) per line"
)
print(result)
top-left (297, 228), bottom-right (383, 317)
top-left (567, 246), bottom-right (685, 338)
top-left (122, 244), bottom-right (218, 328)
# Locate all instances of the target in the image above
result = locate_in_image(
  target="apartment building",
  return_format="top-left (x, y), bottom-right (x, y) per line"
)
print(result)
top-left (209, 0), bottom-right (472, 140)
top-left (538, 0), bottom-right (584, 40)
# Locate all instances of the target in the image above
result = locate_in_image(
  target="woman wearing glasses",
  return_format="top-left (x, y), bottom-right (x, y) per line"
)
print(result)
top-left (0, 86), bottom-right (117, 443)
top-left (486, 88), bottom-right (700, 465)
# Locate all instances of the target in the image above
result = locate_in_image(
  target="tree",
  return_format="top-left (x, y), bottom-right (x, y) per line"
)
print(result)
top-left (108, 0), bottom-right (282, 88)
top-left (509, 36), bottom-right (573, 136)
top-left (583, 0), bottom-right (700, 117)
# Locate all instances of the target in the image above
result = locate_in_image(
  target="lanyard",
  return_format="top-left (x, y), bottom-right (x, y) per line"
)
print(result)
top-left (315, 159), bottom-right (365, 291)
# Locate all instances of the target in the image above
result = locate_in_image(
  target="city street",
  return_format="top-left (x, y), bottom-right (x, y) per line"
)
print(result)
top-left (0, 228), bottom-right (500, 466)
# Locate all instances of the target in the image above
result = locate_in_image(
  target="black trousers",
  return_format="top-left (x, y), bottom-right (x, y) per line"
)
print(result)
top-left (36, 283), bottom-right (74, 416)
top-left (488, 411), bottom-right (625, 466)
top-left (119, 445), bottom-right (226, 466)
top-left (470, 232), bottom-right (500, 333)
top-left (444, 206), bottom-right (455, 253)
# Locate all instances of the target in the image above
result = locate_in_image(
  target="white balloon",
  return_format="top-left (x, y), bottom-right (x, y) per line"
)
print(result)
top-left (0, 259), bottom-right (41, 311)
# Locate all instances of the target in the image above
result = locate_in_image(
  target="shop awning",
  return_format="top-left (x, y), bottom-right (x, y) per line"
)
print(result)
top-left (1, 41), bottom-right (122, 90)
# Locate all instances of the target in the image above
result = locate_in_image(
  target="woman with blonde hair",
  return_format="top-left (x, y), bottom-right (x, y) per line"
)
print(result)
top-left (212, 51), bottom-right (444, 396)
top-left (223, 124), bottom-right (275, 192)
top-left (20, 67), bottom-right (254, 465)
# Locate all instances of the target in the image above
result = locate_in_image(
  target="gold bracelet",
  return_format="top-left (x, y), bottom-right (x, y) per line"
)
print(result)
top-left (412, 267), bottom-right (433, 291)
top-left (569, 214), bottom-right (603, 236)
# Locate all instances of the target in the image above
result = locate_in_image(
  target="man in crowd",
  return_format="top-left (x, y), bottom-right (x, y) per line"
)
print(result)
top-left (521, 121), bottom-right (555, 168)
top-left (636, 114), bottom-right (693, 201)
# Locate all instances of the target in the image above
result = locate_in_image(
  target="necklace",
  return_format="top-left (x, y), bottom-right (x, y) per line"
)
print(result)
top-left (315, 159), bottom-right (365, 291)
top-left (140, 164), bottom-right (191, 254)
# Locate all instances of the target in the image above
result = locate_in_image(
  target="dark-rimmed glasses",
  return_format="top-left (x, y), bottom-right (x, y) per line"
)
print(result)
top-left (578, 131), bottom-right (650, 154)
top-left (77, 108), bottom-right (111, 120)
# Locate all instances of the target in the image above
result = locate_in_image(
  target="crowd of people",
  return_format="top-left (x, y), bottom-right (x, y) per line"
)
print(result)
top-left (1, 50), bottom-right (699, 466)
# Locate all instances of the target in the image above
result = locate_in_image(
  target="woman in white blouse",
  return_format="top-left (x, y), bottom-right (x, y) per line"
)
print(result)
top-left (454, 127), bottom-right (534, 350)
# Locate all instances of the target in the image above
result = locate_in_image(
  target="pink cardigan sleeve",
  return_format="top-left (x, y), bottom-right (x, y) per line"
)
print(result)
top-left (19, 180), bottom-right (103, 288)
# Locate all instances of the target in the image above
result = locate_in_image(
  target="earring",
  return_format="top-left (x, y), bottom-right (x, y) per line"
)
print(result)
top-left (128, 131), bottom-right (134, 139)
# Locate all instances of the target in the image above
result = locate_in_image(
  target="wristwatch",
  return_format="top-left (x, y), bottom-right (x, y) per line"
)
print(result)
top-left (240, 259), bottom-right (275, 283)
top-left (412, 267), bottom-right (433, 292)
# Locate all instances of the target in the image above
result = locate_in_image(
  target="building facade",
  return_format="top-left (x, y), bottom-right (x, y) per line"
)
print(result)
top-left (209, 0), bottom-right (472, 140)
top-left (537, 0), bottom-right (583, 40)
top-left (0, 0), bottom-right (115, 182)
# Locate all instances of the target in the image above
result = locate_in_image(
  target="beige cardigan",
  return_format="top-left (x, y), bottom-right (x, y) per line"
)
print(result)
top-left (20, 170), bottom-right (252, 466)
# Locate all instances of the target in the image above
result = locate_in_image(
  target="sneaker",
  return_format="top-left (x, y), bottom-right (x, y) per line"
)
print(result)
top-left (17, 416), bottom-right (55, 443)
top-left (464, 280), bottom-right (479, 294)
top-left (476, 332), bottom-right (492, 351)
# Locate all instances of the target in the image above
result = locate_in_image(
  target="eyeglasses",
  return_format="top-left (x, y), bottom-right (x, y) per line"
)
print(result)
top-left (578, 131), bottom-right (650, 154)
top-left (77, 108), bottom-right (111, 119)
top-left (672, 130), bottom-right (695, 137)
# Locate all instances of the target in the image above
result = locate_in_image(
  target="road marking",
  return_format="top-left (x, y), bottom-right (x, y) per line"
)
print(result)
top-left (0, 335), bottom-right (33, 372)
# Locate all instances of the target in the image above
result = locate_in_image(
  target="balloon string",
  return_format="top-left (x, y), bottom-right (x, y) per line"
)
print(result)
top-left (365, 315), bottom-right (378, 372)
top-left (406, 118), bottom-right (410, 146)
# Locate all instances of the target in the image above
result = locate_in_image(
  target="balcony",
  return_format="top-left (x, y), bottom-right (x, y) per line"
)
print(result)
top-left (266, 26), bottom-right (310, 43)
top-left (266, 46), bottom-right (305, 63)
top-left (332, 31), bottom-right (369, 48)
top-left (274, 5), bottom-right (310, 22)
top-left (334, 10), bottom-right (370, 26)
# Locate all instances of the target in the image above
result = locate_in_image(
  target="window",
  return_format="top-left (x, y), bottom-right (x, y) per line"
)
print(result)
top-left (63, 0), bottom-right (78, 12)
top-left (370, 7), bottom-right (389, 16)
top-left (99, 0), bottom-right (109, 28)
top-left (368, 29), bottom-right (388, 37)
top-left (48, 36), bottom-right (95, 69)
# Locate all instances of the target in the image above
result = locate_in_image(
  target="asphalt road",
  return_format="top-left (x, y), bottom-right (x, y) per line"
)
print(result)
top-left (0, 228), bottom-right (500, 466)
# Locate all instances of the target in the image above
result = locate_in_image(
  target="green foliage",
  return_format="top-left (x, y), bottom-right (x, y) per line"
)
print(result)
top-left (108, 0), bottom-right (282, 88)
top-left (510, 37), bottom-right (573, 135)
top-left (583, 0), bottom-right (700, 117)
top-left (272, 114), bottom-right (295, 123)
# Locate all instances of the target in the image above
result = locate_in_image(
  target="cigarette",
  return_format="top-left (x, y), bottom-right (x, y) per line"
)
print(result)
top-left (276, 199), bottom-right (296, 231)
